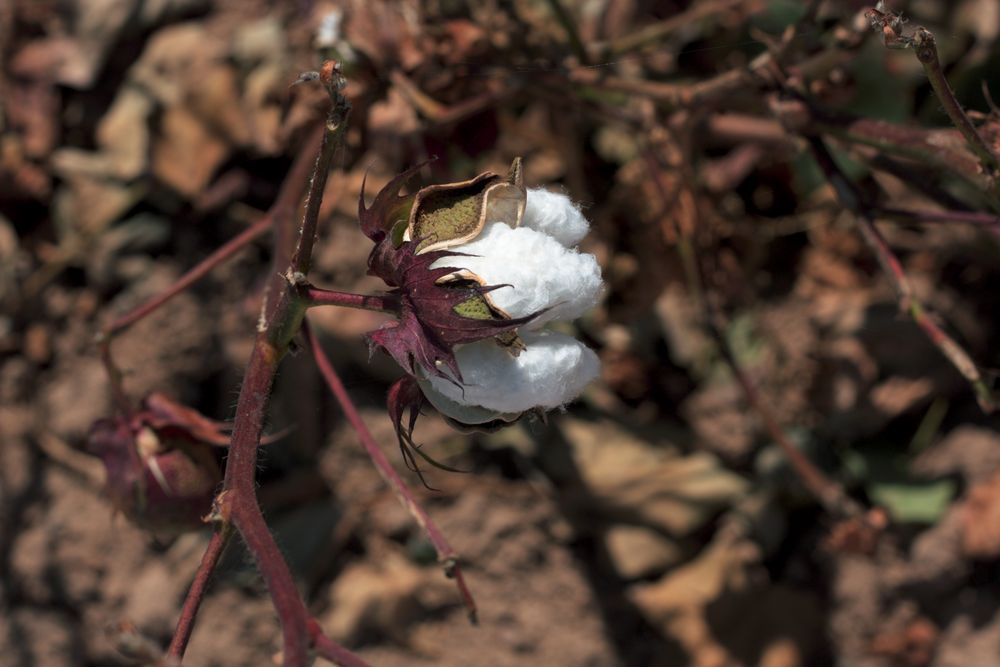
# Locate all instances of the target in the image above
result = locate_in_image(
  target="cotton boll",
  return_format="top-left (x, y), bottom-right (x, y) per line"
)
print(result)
top-left (522, 188), bottom-right (590, 247)
top-left (416, 379), bottom-right (519, 425)
top-left (424, 331), bottom-right (600, 414)
top-left (432, 222), bottom-right (603, 328)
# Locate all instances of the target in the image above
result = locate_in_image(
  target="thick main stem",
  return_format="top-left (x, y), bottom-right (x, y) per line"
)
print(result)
top-left (219, 85), bottom-right (349, 665)
top-left (232, 491), bottom-right (311, 664)
top-left (221, 331), bottom-right (319, 665)
top-left (168, 63), bottom-right (363, 667)
top-left (307, 620), bottom-right (373, 667)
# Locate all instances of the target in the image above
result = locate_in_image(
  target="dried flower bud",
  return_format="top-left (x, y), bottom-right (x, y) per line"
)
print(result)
top-left (86, 393), bottom-right (224, 535)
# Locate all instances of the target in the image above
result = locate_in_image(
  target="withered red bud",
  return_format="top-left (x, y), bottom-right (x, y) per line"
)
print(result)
top-left (86, 394), bottom-right (224, 536)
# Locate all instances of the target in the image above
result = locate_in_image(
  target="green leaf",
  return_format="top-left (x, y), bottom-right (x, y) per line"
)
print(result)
top-left (847, 440), bottom-right (956, 524)
top-left (869, 478), bottom-right (956, 524)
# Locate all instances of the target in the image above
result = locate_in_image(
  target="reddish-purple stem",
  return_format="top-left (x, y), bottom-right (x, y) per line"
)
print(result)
top-left (166, 529), bottom-right (230, 659)
top-left (303, 320), bottom-right (479, 623)
top-left (97, 125), bottom-right (326, 415)
top-left (292, 64), bottom-right (350, 276)
top-left (166, 64), bottom-right (367, 667)
top-left (232, 491), bottom-right (311, 664)
top-left (158, 128), bottom-right (322, 666)
top-left (219, 332), bottom-right (319, 664)
top-left (305, 286), bottom-right (400, 313)
top-left (104, 215), bottom-right (271, 336)
top-left (910, 28), bottom-right (1000, 179)
top-left (102, 124), bottom-right (324, 341)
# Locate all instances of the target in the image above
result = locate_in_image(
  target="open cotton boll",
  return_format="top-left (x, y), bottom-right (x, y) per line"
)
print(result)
top-left (424, 331), bottom-right (600, 414)
top-left (522, 188), bottom-right (590, 247)
top-left (432, 222), bottom-right (603, 328)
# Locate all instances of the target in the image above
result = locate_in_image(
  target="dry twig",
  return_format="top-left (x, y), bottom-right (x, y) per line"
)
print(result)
top-left (806, 136), bottom-right (995, 413)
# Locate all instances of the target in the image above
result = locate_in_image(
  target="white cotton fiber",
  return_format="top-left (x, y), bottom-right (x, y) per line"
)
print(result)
top-left (425, 331), bottom-right (600, 413)
top-left (432, 222), bottom-right (603, 328)
top-left (522, 188), bottom-right (590, 247)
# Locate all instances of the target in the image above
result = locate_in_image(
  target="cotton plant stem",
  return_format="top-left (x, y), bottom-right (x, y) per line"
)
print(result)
top-left (569, 43), bottom-right (855, 110)
top-left (101, 124), bottom-right (323, 341)
top-left (165, 528), bottom-right (231, 660)
top-left (704, 113), bottom-right (793, 146)
top-left (102, 216), bottom-right (270, 338)
top-left (161, 63), bottom-right (365, 667)
top-left (708, 307), bottom-right (864, 517)
top-left (814, 117), bottom-right (990, 193)
top-left (232, 493), bottom-right (310, 665)
top-left (226, 488), bottom-right (372, 667)
top-left (95, 214), bottom-right (269, 413)
top-left (95, 125), bottom-right (326, 410)
top-left (221, 72), bottom-right (358, 667)
top-left (642, 149), bottom-right (864, 519)
top-left (303, 321), bottom-right (479, 623)
top-left (911, 28), bottom-right (1000, 180)
top-left (305, 286), bottom-right (400, 313)
top-left (807, 136), bottom-right (995, 414)
top-left (707, 302), bottom-right (860, 515)
top-left (713, 98), bottom-right (997, 205)
top-left (867, 154), bottom-right (981, 213)
top-left (598, 0), bottom-right (748, 58)
top-left (292, 67), bottom-right (349, 276)
top-left (221, 330), bottom-right (314, 666)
